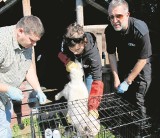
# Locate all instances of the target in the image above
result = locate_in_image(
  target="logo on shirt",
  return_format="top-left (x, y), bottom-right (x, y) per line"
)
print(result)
top-left (83, 64), bottom-right (89, 68)
top-left (128, 43), bottom-right (135, 47)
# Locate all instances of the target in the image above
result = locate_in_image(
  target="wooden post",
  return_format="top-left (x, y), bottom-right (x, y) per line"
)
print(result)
top-left (22, 0), bottom-right (31, 16)
top-left (76, 0), bottom-right (84, 26)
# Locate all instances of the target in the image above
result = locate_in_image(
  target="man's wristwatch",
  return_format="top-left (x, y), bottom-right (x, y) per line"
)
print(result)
top-left (125, 78), bottom-right (132, 85)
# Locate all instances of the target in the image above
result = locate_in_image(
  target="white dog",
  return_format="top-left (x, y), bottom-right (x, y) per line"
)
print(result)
top-left (55, 60), bottom-right (100, 137)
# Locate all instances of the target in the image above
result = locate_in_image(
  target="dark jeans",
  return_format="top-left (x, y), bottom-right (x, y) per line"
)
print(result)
top-left (121, 75), bottom-right (151, 118)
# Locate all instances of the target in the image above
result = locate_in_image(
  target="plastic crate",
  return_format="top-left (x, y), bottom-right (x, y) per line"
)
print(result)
top-left (30, 93), bottom-right (155, 138)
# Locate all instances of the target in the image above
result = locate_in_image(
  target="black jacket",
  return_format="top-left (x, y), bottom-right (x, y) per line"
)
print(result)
top-left (63, 32), bottom-right (102, 81)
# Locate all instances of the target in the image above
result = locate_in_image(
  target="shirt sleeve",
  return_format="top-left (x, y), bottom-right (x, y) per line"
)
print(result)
top-left (0, 43), bottom-right (5, 64)
top-left (89, 46), bottom-right (102, 81)
top-left (139, 33), bottom-right (152, 59)
top-left (88, 33), bottom-right (102, 81)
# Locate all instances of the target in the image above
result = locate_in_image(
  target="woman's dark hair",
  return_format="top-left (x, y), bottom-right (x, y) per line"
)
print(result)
top-left (63, 22), bottom-right (86, 48)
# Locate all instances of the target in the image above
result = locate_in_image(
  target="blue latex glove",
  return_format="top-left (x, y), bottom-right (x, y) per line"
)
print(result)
top-left (6, 86), bottom-right (24, 101)
top-left (36, 90), bottom-right (47, 104)
top-left (117, 81), bottom-right (129, 93)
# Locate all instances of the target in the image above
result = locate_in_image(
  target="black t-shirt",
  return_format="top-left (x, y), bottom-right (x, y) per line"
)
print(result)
top-left (105, 17), bottom-right (152, 77)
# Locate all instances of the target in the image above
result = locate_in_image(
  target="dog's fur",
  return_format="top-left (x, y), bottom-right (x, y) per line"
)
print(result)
top-left (55, 60), bottom-right (100, 137)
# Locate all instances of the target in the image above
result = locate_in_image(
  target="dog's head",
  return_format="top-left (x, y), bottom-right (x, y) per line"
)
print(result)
top-left (69, 60), bottom-right (84, 81)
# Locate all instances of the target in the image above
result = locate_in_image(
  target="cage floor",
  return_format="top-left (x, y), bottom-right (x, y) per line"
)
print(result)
top-left (30, 93), bottom-right (155, 138)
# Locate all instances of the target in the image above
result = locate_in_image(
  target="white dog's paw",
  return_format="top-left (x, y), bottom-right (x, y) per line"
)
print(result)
top-left (55, 94), bottom-right (59, 100)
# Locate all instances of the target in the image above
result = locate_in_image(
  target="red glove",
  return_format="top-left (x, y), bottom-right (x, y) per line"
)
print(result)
top-left (58, 52), bottom-right (70, 65)
top-left (88, 80), bottom-right (104, 111)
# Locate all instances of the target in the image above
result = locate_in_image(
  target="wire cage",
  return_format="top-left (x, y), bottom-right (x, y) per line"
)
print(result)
top-left (30, 93), bottom-right (156, 138)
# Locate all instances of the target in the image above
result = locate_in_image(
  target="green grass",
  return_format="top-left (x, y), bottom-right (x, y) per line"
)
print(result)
top-left (12, 117), bottom-right (39, 138)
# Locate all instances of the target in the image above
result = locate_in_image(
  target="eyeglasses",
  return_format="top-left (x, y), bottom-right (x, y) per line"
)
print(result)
top-left (108, 14), bottom-right (124, 21)
top-left (63, 34), bottom-right (85, 48)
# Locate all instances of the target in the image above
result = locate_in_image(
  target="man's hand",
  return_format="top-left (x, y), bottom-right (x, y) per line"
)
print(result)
top-left (6, 86), bottom-right (24, 101)
top-left (36, 90), bottom-right (47, 104)
top-left (117, 81), bottom-right (129, 93)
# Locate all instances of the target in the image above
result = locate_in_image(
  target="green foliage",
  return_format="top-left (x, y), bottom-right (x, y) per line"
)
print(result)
top-left (12, 124), bottom-right (20, 136)
top-left (12, 117), bottom-right (33, 138)
top-left (22, 118), bottom-right (30, 127)
top-left (95, 125), bottom-right (116, 138)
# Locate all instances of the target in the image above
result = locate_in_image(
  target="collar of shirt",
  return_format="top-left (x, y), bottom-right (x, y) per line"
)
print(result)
top-left (12, 25), bottom-right (21, 50)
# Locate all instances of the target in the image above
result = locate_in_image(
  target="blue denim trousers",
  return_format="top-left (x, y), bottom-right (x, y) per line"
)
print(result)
top-left (0, 99), bottom-right (13, 138)
top-left (85, 75), bottom-right (93, 93)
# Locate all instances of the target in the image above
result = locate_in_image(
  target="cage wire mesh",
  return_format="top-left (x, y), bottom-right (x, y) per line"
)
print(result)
top-left (30, 93), bottom-right (156, 138)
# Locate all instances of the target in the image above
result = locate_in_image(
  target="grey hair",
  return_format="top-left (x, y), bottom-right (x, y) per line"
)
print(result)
top-left (108, 0), bottom-right (129, 13)
top-left (16, 15), bottom-right (45, 37)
